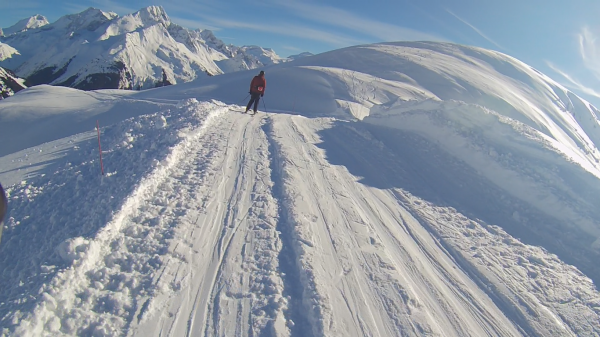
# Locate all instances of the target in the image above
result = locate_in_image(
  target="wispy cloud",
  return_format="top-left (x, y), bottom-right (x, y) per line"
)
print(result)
top-left (579, 26), bottom-right (600, 81)
top-left (159, 0), bottom-right (218, 18)
top-left (547, 26), bottom-right (600, 99)
top-left (169, 16), bottom-right (220, 31)
top-left (546, 61), bottom-right (600, 98)
top-left (276, 1), bottom-right (443, 42)
top-left (281, 45), bottom-right (303, 52)
top-left (64, 0), bottom-right (137, 16)
top-left (6, 0), bottom-right (41, 9)
top-left (189, 14), bottom-right (364, 46)
top-left (1, 0), bottom-right (44, 25)
top-left (446, 9), bottom-right (505, 51)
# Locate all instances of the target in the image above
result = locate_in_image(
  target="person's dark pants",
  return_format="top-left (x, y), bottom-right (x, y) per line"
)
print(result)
top-left (246, 93), bottom-right (261, 112)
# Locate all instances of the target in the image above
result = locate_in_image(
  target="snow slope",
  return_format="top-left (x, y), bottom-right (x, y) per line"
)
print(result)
top-left (1, 41), bottom-right (600, 336)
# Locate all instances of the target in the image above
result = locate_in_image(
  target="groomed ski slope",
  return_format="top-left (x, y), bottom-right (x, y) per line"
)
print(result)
top-left (2, 100), bottom-right (599, 336)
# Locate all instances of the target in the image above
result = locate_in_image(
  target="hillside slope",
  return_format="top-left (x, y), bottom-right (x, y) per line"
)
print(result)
top-left (1, 41), bottom-right (600, 336)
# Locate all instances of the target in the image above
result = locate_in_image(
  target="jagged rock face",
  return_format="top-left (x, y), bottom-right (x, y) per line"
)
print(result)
top-left (0, 67), bottom-right (26, 99)
top-left (0, 6), bottom-right (301, 91)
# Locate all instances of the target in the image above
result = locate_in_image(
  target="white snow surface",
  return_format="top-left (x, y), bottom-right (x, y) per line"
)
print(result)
top-left (1, 41), bottom-right (600, 336)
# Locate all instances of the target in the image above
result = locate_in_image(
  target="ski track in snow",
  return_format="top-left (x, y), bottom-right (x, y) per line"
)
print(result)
top-left (267, 116), bottom-right (522, 336)
top-left (2, 101), bottom-right (600, 336)
top-left (128, 108), bottom-right (287, 337)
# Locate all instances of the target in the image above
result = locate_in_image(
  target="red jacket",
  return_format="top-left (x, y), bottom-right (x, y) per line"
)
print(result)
top-left (250, 75), bottom-right (266, 95)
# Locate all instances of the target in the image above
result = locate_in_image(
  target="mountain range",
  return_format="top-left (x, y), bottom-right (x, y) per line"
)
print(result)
top-left (0, 6), bottom-right (306, 93)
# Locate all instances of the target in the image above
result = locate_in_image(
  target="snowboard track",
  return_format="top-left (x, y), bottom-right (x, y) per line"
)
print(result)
top-left (393, 190), bottom-right (537, 337)
top-left (263, 116), bottom-right (319, 337)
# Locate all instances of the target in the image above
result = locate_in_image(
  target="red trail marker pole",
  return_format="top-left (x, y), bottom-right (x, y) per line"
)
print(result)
top-left (96, 120), bottom-right (105, 176)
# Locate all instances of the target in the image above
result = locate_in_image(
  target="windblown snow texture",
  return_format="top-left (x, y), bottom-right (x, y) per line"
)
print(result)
top-left (1, 41), bottom-right (600, 336)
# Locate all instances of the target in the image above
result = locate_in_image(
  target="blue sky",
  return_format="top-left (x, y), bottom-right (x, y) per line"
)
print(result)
top-left (2, 0), bottom-right (600, 106)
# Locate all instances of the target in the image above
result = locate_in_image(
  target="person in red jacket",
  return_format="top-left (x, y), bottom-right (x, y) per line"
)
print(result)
top-left (245, 70), bottom-right (266, 114)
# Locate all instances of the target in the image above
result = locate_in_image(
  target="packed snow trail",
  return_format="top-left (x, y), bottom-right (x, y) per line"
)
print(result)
top-left (128, 109), bottom-right (287, 337)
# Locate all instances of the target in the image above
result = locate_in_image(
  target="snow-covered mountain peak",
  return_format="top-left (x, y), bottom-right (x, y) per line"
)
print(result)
top-left (133, 5), bottom-right (170, 26)
top-left (241, 45), bottom-right (286, 64)
top-left (198, 29), bottom-right (230, 54)
top-left (97, 6), bottom-right (171, 41)
top-left (1, 15), bottom-right (49, 36)
top-left (52, 7), bottom-right (117, 33)
top-left (199, 29), bottom-right (220, 45)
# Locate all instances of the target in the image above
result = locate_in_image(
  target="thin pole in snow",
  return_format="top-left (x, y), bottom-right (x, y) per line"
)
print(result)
top-left (237, 94), bottom-right (250, 106)
top-left (262, 98), bottom-right (267, 113)
top-left (96, 120), bottom-right (105, 176)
